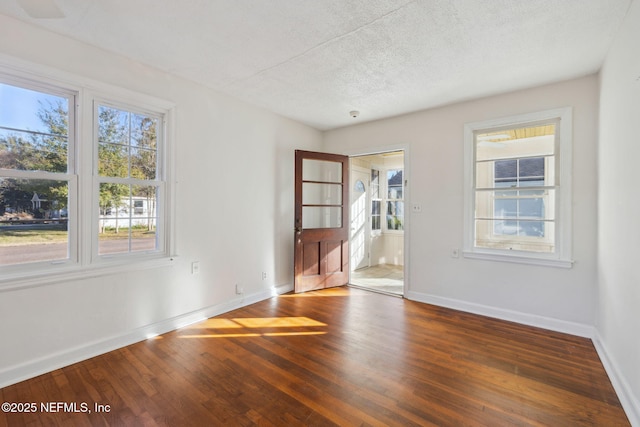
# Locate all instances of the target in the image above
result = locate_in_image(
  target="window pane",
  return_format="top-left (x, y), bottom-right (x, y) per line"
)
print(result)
top-left (371, 200), bottom-right (381, 231)
top-left (519, 220), bottom-right (545, 237)
top-left (494, 219), bottom-right (519, 235)
top-left (476, 124), bottom-right (555, 162)
top-left (386, 201), bottom-right (404, 230)
top-left (131, 147), bottom-right (156, 180)
top-left (0, 178), bottom-right (69, 265)
top-left (98, 106), bottom-right (127, 143)
top-left (519, 179), bottom-right (544, 187)
top-left (495, 159), bottom-right (517, 180)
top-left (371, 200), bottom-right (380, 215)
top-left (371, 215), bottom-right (380, 230)
top-left (494, 199), bottom-right (517, 218)
top-left (98, 143), bottom-right (128, 178)
top-left (302, 206), bottom-right (341, 228)
top-left (99, 182), bottom-right (129, 255)
top-left (0, 83), bottom-right (69, 173)
top-left (302, 159), bottom-right (342, 182)
top-left (131, 113), bottom-right (158, 180)
top-left (371, 169), bottom-right (380, 198)
top-left (519, 198), bottom-right (545, 219)
top-left (98, 105), bottom-right (158, 180)
top-left (477, 189), bottom-right (554, 220)
top-left (387, 169), bottom-right (403, 199)
top-left (99, 184), bottom-right (158, 255)
top-left (302, 182), bottom-right (342, 205)
top-left (519, 157), bottom-right (544, 177)
top-left (494, 219), bottom-right (545, 238)
top-left (475, 219), bottom-right (555, 253)
top-left (131, 185), bottom-right (157, 252)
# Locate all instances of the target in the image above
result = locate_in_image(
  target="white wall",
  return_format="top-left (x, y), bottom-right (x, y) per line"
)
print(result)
top-left (598, 0), bottom-right (640, 423)
top-left (0, 15), bottom-right (322, 386)
top-left (324, 76), bottom-right (599, 333)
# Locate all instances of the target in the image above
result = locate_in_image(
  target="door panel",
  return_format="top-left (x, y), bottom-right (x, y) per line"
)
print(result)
top-left (295, 150), bottom-right (349, 293)
top-left (302, 242), bottom-right (321, 276)
top-left (326, 240), bottom-right (344, 273)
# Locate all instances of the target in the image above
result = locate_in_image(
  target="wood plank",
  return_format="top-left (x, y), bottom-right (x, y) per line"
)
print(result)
top-left (0, 287), bottom-right (630, 426)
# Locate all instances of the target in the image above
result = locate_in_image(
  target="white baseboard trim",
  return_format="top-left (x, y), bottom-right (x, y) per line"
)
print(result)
top-left (404, 291), bottom-right (596, 338)
top-left (592, 334), bottom-right (640, 427)
top-left (0, 285), bottom-right (286, 389)
top-left (273, 283), bottom-right (293, 295)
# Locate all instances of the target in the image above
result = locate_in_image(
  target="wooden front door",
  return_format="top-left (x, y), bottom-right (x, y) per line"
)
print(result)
top-left (294, 150), bottom-right (350, 293)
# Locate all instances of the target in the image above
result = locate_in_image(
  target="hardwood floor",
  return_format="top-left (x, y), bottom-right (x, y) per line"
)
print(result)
top-left (0, 287), bottom-right (629, 426)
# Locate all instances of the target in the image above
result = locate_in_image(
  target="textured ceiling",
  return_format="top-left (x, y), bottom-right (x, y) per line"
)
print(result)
top-left (0, 0), bottom-right (633, 130)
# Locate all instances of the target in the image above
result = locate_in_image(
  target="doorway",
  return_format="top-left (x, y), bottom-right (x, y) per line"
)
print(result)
top-left (349, 151), bottom-right (405, 296)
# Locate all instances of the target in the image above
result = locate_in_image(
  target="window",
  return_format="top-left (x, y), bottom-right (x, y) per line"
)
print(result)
top-left (0, 70), bottom-right (173, 286)
top-left (96, 103), bottom-right (162, 256)
top-left (386, 169), bottom-right (404, 231)
top-left (371, 169), bottom-right (381, 231)
top-left (463, 108), bottom-right (572, 267)
top-left (0, 79), bottom-right (76, 267)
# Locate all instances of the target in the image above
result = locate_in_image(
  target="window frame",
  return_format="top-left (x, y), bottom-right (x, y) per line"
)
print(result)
top-left (0, 64), bottom-right (176, 290)
top-left (463, 107), bottom-right (573, 268)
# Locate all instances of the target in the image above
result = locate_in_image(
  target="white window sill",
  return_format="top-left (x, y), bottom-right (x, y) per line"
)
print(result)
top-left (0, 256), bottom-right (177, 292)
top-left (463, 250), bottom-right (573, 268)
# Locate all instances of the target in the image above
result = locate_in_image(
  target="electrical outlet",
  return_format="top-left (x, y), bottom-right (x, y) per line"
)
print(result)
top-left (235, 284), bottom-right (244, 294)
top-left (191, 261), bottom-right (200, 274)
top-left (451, 248), bottom-right (459, 258)
top-left (412, 203), bottom-right (422, 213)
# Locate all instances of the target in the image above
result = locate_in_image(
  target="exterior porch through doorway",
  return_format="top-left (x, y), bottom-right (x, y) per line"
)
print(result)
top-left (350, 264), bottom-right (403, 296)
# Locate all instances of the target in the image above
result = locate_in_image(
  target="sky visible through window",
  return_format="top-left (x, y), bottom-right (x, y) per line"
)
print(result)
top-left (0, 83), bottom-right (63, 133)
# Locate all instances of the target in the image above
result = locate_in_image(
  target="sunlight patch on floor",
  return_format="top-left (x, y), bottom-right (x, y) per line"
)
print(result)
top-left (178, 316), bottom-right (328, 339)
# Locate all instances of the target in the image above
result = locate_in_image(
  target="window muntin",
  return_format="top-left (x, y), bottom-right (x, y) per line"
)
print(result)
top-left (96, 103), bottom-right (162, 256)
top-left (0, 80), bottom-right (75, 266)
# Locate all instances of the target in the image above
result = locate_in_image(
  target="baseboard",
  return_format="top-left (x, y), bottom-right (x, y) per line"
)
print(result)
top-left (273, 282), bottom-right (293, 295)
top-left (592, 334), bottom-right (640, 426)
top-left (0, 285), bottom-right (287, 389)
top-left (404, 291), bottom-right (596, 338)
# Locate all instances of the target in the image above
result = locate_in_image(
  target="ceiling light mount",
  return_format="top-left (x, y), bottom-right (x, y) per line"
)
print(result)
top-left (349, 110), bottom-right (360, 118)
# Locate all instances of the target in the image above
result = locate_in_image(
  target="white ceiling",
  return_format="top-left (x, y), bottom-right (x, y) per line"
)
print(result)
top-left (0, 0), bottom-right (633, 130)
